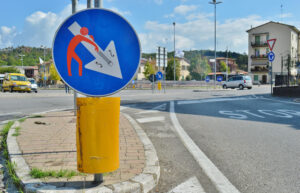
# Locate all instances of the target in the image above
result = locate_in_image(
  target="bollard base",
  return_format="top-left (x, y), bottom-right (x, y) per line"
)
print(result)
top-left (93, 174), bottom-right (103, 184)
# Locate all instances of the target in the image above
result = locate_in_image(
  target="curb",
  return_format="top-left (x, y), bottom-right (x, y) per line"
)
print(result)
top-left (6, 112), bottom-right (160, 193)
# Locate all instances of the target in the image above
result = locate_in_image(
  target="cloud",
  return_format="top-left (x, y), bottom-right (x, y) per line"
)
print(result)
top-left (110, 7), bottom-right (131, 16)
top-left (154, 0), bottom-right (163, 5)
top-left (140, 15), bottom-right (267, 54)
top-left (174, 5), bottom-right (197, 15)
top-left (0, 26), bottom-right (17, 48)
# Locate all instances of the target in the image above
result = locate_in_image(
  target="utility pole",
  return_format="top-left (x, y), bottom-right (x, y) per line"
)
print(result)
top-left (209, 0), bottom-right (222, 89)
top-left (19, 54), bottom-right (25, 72)
top-left (173, 22), bottom-right (176, 81)
top-left (93, 0), bottom-right (104, 185)
top-left (226, 46), bottom-right (228, 81)
top-left (72, 0), bottom-right (78, 116)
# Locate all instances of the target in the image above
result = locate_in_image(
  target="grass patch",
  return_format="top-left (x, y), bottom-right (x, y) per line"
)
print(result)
top-left (29, 115), bottom-right (44, 118)
top-left (0, 121), bottom-right (23, 192)
top-left (30, 168), bottom-right (82, 179)
top-left (18, 118), bottom-right (26, 123)
top-left (12, 127), bottom-right (21, 137)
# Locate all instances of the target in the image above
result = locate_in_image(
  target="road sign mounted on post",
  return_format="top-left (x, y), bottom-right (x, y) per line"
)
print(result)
top-left (267, 39), bottom-right (276, 51)
top-left (205, 76), bottom-right (210, 82)
top-left (268, 51), bottom-right (275, 62)
top-left (156, 71), bottom-right (163, 81)
top-left (217, 76), bottom-right (223, 82)
top-left (52, 8), bottom-right (141, 96)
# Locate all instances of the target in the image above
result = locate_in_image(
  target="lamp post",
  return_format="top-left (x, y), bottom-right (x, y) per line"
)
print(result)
top-left (19, 54), bottom-right (25, 72)
top-left (40, 45), bottom-right (47, 87)
top-left (209, 0), bottom-right (222, 89)
top-left (173, 22), bottom-right (176, 81)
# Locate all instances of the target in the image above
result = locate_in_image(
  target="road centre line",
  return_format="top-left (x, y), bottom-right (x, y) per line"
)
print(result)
top-left (170, 101), bottom-right (240, 193)
top-left (136, 116), bottom-right (165, 123)
top-left (177, 97), bottom-right (256, 105)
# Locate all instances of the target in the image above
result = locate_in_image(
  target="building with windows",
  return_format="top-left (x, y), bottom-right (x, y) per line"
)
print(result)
top-left (247, 21), bottom-right (300, 84)
top-left (209, 57), bottom-right (237, 73)
top-left (177, 58), bottom-right (190, 80)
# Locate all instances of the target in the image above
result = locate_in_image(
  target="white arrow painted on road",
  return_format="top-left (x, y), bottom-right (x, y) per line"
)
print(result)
top-left (68, 21), bottom-right (122, 79)
top-left (168, 176), bottom-right (205, 193)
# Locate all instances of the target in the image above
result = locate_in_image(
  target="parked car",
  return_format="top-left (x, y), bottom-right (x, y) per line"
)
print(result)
top-left (2, 73), bottom-right (31, 93)
top-left (222, 75), bottom-right (252, 90)
top-left (28, 78), bottom-right (38, 93)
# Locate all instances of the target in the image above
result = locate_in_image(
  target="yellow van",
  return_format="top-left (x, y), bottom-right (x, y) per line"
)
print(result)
top-left (2, 73), bottom-right (31, 93)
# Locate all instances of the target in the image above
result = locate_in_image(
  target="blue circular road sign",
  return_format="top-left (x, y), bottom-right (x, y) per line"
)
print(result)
top-left (217, 76), bottom-right (223, 82)
top-left (205, 76), bottom-right (210, 82)
top-left (156, 71), bottom-right (163, 81)
top-left (53, 8), bottom-right (141, 96)
top-left (268, 51), bottom-right (275, 62)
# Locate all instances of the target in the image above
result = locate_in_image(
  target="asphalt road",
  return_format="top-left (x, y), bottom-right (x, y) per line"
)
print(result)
top-left (1, 86), bottom-right (300, 193)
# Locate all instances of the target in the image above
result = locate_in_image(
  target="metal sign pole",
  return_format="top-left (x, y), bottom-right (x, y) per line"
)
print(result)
top-left (93, 0), bottom-right (103, 184)
top-left (163, 47), bottom-right (166, 93)
top-left (271, 61), bottom-right (273, 95)
top-left (72, 0), bottom-right (78, 116)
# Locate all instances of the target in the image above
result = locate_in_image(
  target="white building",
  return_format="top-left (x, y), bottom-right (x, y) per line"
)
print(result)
top-left (247, 21), bottom-right (300, 84)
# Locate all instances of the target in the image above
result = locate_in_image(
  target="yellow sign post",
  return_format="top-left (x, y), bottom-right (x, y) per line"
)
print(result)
top-left (76, 97), bottom-right (120, 173)
top-left (158, 81), bottom-right (162, 90)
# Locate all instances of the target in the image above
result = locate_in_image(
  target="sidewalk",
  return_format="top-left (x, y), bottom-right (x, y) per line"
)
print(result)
top-left (7, 110), bottom-right (159, 192)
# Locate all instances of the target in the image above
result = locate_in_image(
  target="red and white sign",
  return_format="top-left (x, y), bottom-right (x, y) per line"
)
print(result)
top-left (267, 39), bottom-right (276, 51)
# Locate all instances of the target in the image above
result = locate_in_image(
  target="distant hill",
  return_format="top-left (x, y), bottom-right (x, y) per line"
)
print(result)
top-left (142, 50), bottom-right (248, 71)
top-left (0, 46), bottom-right (52, 67)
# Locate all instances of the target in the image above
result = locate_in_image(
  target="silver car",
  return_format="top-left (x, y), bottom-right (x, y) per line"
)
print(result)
top-left (222, 75), bottom-right (252, 90)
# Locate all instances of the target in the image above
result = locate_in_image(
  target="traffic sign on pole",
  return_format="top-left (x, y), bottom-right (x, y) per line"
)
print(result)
top-left (52, 8), bottom-right (141, 96)
top-left (267, 39), bottom-right (276, 51)
top-left (217, 76), bottom-right (223, 82)
top-left (205, 76), bottom-right (210, 82)
top-left (156, 71), bottom-right (163, 81)
top-left (268, 51), bottom-right (275, 62)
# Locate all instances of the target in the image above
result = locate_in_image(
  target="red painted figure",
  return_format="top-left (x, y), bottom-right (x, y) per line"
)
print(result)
top-left (67, 27), bottom-right (99, 76)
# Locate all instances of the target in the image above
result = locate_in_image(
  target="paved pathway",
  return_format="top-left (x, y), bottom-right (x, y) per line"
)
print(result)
top-left (17, 111), bottom-right (145, 186)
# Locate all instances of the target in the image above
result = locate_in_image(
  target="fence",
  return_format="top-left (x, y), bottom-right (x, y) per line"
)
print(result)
top-left (275, 74), bottom-right (300, 87)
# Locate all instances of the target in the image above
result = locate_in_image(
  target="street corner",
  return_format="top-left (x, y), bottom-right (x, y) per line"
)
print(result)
top-left (5, 109), bottom-right (159, 192)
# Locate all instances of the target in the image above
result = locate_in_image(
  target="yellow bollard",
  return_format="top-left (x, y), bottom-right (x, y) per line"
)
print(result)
top-left (158, 81), bottom-right (162, 90)
top-left (76, 97), bottom-right (120, 173)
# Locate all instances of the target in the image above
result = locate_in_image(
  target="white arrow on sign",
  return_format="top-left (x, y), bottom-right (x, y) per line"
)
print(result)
top-left (168, 177), bottom-right (205, 193)
top-left (68, 21), bottom-right (123, 79)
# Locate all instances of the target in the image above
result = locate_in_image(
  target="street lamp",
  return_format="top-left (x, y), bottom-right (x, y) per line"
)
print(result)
top-left (209, 0), bottom-right (222, 89)
top-left (19, 54), bottom-right (25, 70)
top-left (173, 22), bottom-right (176, 81)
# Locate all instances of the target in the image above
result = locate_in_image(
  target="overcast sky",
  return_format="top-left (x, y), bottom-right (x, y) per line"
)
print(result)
top-left (0, 0), bottom-right (299, 54)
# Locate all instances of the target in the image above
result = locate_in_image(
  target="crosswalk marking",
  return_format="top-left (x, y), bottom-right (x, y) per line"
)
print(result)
top-left (168, 176), bottom-right (205, 193)
top-left (136, 116), bottom-right (165, 123)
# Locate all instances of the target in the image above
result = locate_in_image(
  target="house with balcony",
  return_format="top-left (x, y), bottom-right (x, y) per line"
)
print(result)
top-left (247, 21), bottom-right (300, 84)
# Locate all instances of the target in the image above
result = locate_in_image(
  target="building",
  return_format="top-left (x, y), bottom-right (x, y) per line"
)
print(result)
top-left (177, 58), bottom-right (190, 80)
top-left (247, 21), bottom-right (300, 84)
top-left (209, 57), bottom-right (237, 73)
top-left (136, 58), bottom-right (147, 80)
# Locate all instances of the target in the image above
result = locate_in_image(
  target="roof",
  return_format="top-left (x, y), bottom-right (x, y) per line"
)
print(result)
top-left (246, 21), bottom-right (300, 33)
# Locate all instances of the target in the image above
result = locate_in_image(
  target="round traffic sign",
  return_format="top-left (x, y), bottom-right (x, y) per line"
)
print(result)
top-left (156, 71), bottom-right (163, 81)
top-left (268, 51), bottom-right (275, 62)
top-left (217, 76), bottom-right (223, 82)
top-left (52, 8), bottom-right (141, 96)
top-left (205, 76), bottom-right (210, 82)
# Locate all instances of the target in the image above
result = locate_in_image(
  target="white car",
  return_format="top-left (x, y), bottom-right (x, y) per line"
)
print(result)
top-left (222, 75), bottom-right (252, 90)
top-left (28, 78), bottom-right (38, 93)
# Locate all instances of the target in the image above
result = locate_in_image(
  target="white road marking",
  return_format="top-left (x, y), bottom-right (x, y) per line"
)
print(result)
top-left (177, 97), bottom-right (255, 105)
top-left (136, 116), bottom-right (165, 123)
top-left (170, 101), bottom-right (240, 193)
top-left (261, 97), bottom-right (300, 105)
top-left (236, 110), bottom-right (265, 118)
top-left (168, 176), bottom-right (205, 193)
top-left (258, 110), bottom-right (293, 118)
top-left (219, 111), bottom-right (248, 120)
top-left (152, 103), bottom-right (167, 111)
top-left (0, 112), bottom-right (22, 117)
top-left (136, 110), bottom-right (161, 114)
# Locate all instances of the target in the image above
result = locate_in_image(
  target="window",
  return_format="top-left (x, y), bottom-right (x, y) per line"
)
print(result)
top-left (255, 36), bottom-right (260, 44)
top-left (182, 66), bottom-right (185, 70)
top-left (255, 49), bottom-right (260, 57)
top-left (266, 35), bottom-right (269, 41)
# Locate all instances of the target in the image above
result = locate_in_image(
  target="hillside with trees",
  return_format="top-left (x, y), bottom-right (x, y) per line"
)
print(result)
top-left (0, 46), bottom-right (52, 67)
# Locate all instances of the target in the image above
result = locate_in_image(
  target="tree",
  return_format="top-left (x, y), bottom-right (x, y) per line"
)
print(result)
top-left (49, 63), bottom-right (60, 84)
top-left (189, 56), bottom-right (211, 80)
top-left (219, 61), bottom-right (230, 74)
top-left (166, 58), bottom-right (180, 80)
top-left (143, 61), bottom-right (155, 80)
top-left (0, 67), bottom-right (20, 74)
